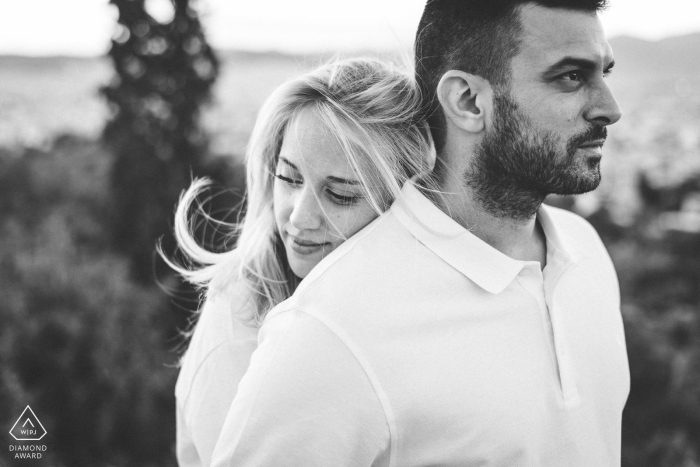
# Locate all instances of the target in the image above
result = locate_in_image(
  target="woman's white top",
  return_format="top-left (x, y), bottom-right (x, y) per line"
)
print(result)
top-left (175, 254), bottom-right (259, 467)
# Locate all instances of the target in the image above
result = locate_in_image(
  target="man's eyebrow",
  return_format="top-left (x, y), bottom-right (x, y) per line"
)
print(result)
top-left (544, 56), bottom-right (615, 75)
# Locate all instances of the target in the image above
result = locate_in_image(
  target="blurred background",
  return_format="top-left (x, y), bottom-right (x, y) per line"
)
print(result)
top-left (0, 0), bottom-right (699, 465)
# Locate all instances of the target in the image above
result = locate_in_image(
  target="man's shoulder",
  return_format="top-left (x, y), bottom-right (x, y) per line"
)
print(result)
top-left (301, 211), bottom-right (417, 288)
top-left (272, 210), bottom-right (434, 320)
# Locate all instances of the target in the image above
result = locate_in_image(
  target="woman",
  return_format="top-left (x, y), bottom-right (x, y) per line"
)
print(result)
top-left (166, 57), bottom-right (434, 467)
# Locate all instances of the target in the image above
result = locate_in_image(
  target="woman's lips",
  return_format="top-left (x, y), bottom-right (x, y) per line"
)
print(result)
top-left (288, 236), bottom-right (328, 255)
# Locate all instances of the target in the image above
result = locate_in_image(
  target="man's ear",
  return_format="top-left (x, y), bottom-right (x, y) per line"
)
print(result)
top-left (436, 71), bottom-right (492, 133)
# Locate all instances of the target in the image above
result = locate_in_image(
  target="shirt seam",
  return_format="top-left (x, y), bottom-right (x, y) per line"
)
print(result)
top-left (281, 309), bottom-right (397, 467)
top-left (221, 312), bottom-right (299, 467)
top-left (178, 339), bottom-right (257, 408)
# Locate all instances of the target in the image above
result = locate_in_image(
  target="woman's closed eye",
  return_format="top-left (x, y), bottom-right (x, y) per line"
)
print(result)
top-left (275, 173), bottom-right (302, 186)
top-left (276, 171), bottom-right (361, 205)
top-left (326, 188), bottom-right (361, 206)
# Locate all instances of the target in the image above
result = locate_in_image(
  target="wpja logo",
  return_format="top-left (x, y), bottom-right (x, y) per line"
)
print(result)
top-left (8, 406), bottom-right (48, 460)
top-left (10, 406), bottom-right (46, 441)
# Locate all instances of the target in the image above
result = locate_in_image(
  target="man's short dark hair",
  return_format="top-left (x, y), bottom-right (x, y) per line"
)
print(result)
top-left (415, 0), bottom-right (608, 154)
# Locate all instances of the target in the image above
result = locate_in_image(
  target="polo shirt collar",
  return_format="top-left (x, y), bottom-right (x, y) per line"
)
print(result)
top-left (537, 203), bottom-right (587, 264)
top-left (391, 182), bottom-right (526, 295)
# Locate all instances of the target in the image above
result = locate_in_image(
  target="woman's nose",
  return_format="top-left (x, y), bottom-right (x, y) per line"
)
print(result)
top-left (289, 187), bottom-right (323, 231)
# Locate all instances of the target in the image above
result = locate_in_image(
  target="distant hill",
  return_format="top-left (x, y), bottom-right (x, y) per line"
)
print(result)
top-left (216, 48), bottom-right (410, 67)
top-left (216, 33), bottom-right (700, 79)
top-left (0, 54), bottom-right (109, 72)
top-left (3, 30), bottom-right (698, 79)
top-left (1, 31), bottom-right (698, 148)
top-left (609, 32), bottom-right (700, 78)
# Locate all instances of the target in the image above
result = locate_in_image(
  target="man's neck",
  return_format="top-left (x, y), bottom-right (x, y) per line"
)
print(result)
top-left (424, 170), bottom-right (548, 267)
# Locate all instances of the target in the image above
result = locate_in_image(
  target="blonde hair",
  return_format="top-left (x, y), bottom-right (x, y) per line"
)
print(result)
top-left (164, 57), bottom-right (435, 325)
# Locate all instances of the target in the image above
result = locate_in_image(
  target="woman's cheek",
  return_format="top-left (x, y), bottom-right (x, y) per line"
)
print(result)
top-left (342, 208), bottom-right (374, 238)
top-left (324, 209), bottom-right (346, 238)
top-left (272, 184), bottom-right (290, 228)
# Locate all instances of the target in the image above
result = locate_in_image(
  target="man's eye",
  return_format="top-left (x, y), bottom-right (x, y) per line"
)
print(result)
top-left (326, 189), bottom-right (359, 205)
top-left (561, 71), bottom-right (582, 82)
top-left (275, 174), bottom-right (302, 186)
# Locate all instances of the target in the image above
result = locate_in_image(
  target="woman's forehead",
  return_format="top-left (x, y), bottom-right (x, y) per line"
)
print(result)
top-left (279, 106), bottom-right (359, 181)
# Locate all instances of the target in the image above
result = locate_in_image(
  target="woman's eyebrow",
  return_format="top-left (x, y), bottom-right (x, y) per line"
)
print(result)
top-left (279, 156), bottom-right (359, 185)
top-left (278, 157), bottom-right (299, 171)
top-left (327, 176), bottom-right (360, 186)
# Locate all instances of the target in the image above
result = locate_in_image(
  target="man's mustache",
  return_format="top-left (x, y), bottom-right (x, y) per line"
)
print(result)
top-left (568, 125), bottom-right (608, 153)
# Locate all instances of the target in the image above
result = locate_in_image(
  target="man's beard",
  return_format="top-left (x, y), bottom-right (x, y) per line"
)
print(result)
top-left (465, 91), bottom-right (607, 221)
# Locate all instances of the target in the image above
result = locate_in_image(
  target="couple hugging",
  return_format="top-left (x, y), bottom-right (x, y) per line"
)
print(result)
top-left (167, 0), bottom-right (630, 466)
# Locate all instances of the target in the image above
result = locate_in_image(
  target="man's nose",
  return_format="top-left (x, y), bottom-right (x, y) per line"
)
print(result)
top-left (585, 80), bottom-right (622, 126)
top-left (289, 187), bottom-right (323, 231)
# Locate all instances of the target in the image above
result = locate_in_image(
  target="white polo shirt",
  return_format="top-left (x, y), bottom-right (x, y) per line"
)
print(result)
top-left (175, 253), bottom-right (259, 467)
top-left (212, 182), bottom-right (630, 467)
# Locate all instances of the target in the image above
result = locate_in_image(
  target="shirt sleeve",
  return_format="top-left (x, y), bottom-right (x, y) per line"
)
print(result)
top-left (176, 283), bottom-right (259, 467)
top-left (211, 310), bottom-right (391, 467)
top-left (176, 402), bottom-right (201, 467)
top-left (179, 339), bottom-right (258, 467)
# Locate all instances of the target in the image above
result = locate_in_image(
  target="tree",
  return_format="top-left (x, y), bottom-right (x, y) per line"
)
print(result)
top-left (102, 0), bottom-right (219, 283)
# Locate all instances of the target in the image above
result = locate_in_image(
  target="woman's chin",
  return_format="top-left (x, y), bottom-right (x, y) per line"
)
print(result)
top-left (289, 261), bottom-right (315, 279)
top-left (285, 240), bottom-right (335, 279)
top-left (286, 251), bottom-right (322, 279)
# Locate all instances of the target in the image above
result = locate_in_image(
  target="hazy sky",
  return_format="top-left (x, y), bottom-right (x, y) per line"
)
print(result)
top-left (1, 0), bottom-right (699, 56)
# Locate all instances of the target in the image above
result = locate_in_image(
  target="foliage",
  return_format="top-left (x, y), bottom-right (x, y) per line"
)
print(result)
top-left (102, 0), bottom-right (219, 283)
top-left (1, 2), bottom-right (245, 464)
top-left (588, 170), bottom-right (700, 466)
top-left (0, 136), bottom-right (180, 467)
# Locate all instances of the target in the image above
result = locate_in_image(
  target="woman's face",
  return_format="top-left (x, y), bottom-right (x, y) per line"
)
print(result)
top-left (273, 107), bottom-right (378, 279)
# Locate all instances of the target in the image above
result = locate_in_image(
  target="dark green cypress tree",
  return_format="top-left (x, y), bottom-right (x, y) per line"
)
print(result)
top-left (103, 0), bottom-right (219, 283)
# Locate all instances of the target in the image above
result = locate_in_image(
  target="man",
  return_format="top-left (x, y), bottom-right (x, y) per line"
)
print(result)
top-left (212, 1), bottom-right (629, 465)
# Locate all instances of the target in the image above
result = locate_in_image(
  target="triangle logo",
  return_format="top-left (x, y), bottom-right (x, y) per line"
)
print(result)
top-left (9, 406), bottom-right (47, 441)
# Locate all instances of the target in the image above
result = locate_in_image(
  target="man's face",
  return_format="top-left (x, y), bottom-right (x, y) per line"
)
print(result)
top-left (467, 4), bottom-right (621, 219)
